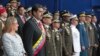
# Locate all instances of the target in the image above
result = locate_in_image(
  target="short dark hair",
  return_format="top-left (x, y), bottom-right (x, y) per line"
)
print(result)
top-left (17, 5), bottom-right (25, 11)
top-left (32, 4), bottom-right (43, 12)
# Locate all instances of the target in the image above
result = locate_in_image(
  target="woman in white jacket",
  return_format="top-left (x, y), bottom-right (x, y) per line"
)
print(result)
top-left (2, 16), bottom-right (26, 56)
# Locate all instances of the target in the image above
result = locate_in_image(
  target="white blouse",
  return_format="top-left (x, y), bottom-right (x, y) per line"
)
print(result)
top-left (2, 33), bottom-right (26, 56)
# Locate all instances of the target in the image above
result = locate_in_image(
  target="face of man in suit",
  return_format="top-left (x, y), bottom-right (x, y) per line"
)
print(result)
top-left (33, 8), bottom-right (44, 20)
top-left (18, 6), bottom-right (26, 16)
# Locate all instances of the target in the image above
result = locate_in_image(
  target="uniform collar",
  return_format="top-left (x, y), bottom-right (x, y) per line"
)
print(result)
top-left (44, 24), bottom-right (50, 29)
top-left (70, 24), bottom-right (76, 28)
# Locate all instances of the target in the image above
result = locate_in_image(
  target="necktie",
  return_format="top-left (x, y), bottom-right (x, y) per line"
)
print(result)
top-left (21, 16), bottom-right (26, 24)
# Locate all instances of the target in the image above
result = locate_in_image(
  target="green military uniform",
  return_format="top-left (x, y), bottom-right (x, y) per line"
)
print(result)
top-left (61, 22), bottom-right (73, 56)
top-left (52, 19), bottom-right (62, 56)
top-left (61, 11), bottom-right (73, 56)
top-left (43, 12), bottom-right (55, 56)
top-left (44, 25), bottom-right (55, 56)
top-left (85, 14), bottom-right (95, 56)
top-left (8, 0), bottom-right (18, 16)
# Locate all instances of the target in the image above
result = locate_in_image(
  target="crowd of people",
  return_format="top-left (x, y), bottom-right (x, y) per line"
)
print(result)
top-left (0, 0), bottom-right (100, 56)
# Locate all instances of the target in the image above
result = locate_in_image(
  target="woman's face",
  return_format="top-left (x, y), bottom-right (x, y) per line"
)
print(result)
top-left (11, 20), bottom-right (19, 31)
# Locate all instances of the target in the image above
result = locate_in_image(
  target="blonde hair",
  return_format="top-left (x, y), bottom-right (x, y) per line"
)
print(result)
top-left (4, 16), bottom-right (17, 33)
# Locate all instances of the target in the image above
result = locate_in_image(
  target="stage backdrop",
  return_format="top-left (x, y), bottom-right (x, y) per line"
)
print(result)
top-left (0, 0), bottom-right (100, 19)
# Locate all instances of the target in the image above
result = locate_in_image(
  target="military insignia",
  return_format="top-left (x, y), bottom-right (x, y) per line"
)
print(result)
top-left (65, 27), bottom-right (70, 35)
top-left (89, 26), bottom-right (92, 30)
top-left (65, 23), bottom-right (69, 26)
top-left (62, 23), bottom-right (65, 27)
top-left (56, 34), bottom-right (60, 41)
top-left (84, 27), bottom-right (86, 32)
top-left (47, 32), bottom-right (51, 39)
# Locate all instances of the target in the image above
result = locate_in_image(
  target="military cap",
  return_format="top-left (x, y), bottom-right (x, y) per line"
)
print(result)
top-left (61, 10), bottom-right (71, 16)
top-left (79, 11), bottom-right (86, 17)
top-left (53, 10), bottom-right (60, 16)
top-left (27, 7), bottom-right (32, 12)
top-left (10, 0), bottom-right (18, 3)
top-left (52, 19), bottom-right (60, 23)
top-left (86, 14), bottom-right (92, 18)
top-left (70, 14), bottom-right (78, 21)
top-left (43, 11), bottom-right (52, 18)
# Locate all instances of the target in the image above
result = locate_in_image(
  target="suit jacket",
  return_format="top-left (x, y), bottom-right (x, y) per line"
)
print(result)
top-left (77, 23), bottom-right (89, 49)
top-left (16, 14), bottom-right (26, 38)
top-left (22, 17), bottom-right (42, 56)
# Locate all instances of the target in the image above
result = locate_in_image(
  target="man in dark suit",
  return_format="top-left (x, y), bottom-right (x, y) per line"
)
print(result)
top-left (16, 6), bottom-right (26, 38)
top-left (22, 4), bottom-right (45, 56)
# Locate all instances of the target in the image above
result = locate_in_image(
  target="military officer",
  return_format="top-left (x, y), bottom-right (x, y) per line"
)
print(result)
top-left (70, 15), bottom-right (81, 56)
top-left (77, 12), bottom-right (89, 56)
top-left (42, 11), bottom-right (55, 56)
top-left (53, 11), bottom-right (60, 20)
top-left (85, 14), bottom-right (95, 56)
top-left (52, 19), bottom-right (62, 56)
top-left (61, 10), bottom-right (73, 56)
top-left (8, 0), bottom-right (19, 16)
top-left (91, 15), bottom-right (99, 56)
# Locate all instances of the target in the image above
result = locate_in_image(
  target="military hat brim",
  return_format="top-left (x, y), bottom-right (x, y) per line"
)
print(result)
top-left (86, 15), bottom-right (92, 18)
top-left (52, 20), bottom-right (60, 23)
top-left (79, 14), bottom-right (86, 17)
top-left (62, 13), bottom-right (71, 16)
top-left (10, 0), bottom-right (18, 3)
top-left (43, 14), bottom-right (52, 18)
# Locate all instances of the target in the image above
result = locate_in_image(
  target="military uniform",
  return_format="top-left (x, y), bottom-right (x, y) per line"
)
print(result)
top-left (42, 12), bottom-right (55, 56)
top-left (61, 11), bottom-right (73, 56)
top-left (8, 0), bottom-right (18, 16)
top-left (85, 22), bottom-right (95, 56)
top-left (85, 14), bottom-right (95, 56)
top-left (44, 25), bottom-right (55, 56)
top-left (61, 22), bottom-right (73, 56)
top-left (51, 19), bottom-right (62, 56)
top-left (77, 13), bottom-right (89, 56)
